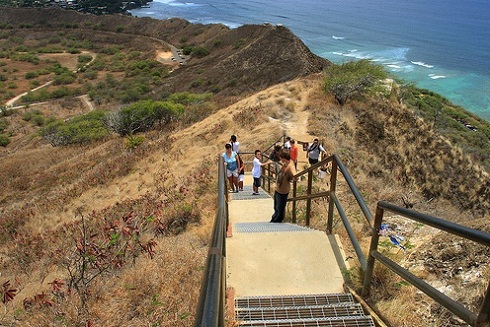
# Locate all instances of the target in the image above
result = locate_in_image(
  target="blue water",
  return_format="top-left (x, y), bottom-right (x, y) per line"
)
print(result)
top-left (130, 0), bottom-right (490, 121)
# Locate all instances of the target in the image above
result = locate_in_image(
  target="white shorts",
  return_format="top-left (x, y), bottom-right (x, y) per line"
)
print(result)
top-left (226, 168), bottom-right (238, 178)
top-left (238, 174), bottom-right (245, 182)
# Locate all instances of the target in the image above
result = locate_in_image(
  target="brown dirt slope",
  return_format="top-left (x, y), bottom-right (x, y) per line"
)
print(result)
top-left (0, 7), bottom-right (331, 98)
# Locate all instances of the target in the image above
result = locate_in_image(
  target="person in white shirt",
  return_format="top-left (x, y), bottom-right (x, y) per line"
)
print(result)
top-left (230, 134), bottom-right (240, 153)
top-left (283, 136), bottom-right (291, 150)
top-left (251, 149), bottom-right (266, 195)
top-left (306, 138), bottom-right (326, 165)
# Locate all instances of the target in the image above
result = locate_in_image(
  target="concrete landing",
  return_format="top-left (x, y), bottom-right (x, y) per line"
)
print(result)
top-left (226, 175), bottom-right (347, 298)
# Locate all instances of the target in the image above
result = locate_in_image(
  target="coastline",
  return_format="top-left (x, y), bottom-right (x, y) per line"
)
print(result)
top-left (129, 0), bottom-right (490, 123)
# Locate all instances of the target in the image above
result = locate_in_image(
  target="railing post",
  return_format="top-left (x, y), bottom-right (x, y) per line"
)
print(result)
top-left (292, 179), bottom-right (297, 223)
top-left (306, 170), bottom-right (313, 226)
top-left (362, 205), bottom-right (384, 297)
top-left (327, 159), bottom-right (338, 233)
top-left (267, 165), bottom-right (272, 192)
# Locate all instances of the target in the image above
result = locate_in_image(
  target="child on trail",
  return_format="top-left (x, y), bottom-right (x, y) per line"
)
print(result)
top-left (251, 149), bottom-right (266, 195)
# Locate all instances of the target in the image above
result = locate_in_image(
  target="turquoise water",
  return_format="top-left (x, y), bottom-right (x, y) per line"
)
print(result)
top-left (131, 0), bottom-right (490, 121)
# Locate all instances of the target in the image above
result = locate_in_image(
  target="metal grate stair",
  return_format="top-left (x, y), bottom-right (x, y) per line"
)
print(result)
top-left (235, 294), bottom-right (376, 327)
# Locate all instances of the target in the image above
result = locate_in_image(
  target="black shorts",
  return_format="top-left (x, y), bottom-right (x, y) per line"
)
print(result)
top-left (253, 177), bottom-right (261, 188)
top-left (308, 157), bottom-right (319, 165)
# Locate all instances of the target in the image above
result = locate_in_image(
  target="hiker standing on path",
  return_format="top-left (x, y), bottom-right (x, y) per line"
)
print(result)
top-left (283, 136), bottom-right (291, 150)
top-left (271, 149), bottom-right (296, 223)
top-left (230, 134), bottom-right (240, 153)
top-left (306, 138), bottom-right (326, 166)
top-left (252, 149), bottom-right (269, 195)
top-left (222, 143), bottom-right (240, 193)
top-left (290, 139), bottom-right (298, 171)
top-left (269, 143), bottom-right (282, 175)
top-left (237, 153), bottom-right (245, 191)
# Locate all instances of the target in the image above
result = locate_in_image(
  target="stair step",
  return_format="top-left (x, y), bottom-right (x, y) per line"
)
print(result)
top-left (234, 294), bottom-right (376, 327)
top-left (235, 293), bottom-right (355, 309)
top-left (237, 316), bottom-right (376, 327)
top-left (236, 302), bottom-right (366, 321)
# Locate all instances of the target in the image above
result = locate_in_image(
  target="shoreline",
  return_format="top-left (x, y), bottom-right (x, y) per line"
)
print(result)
top-left (129, 1), bottom-right (490, 123)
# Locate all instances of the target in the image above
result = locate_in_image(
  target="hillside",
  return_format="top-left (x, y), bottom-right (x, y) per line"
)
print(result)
top-left (0, 7), bottom-right (330, 99)
top-left (0, 8), bottom-right (489, 327)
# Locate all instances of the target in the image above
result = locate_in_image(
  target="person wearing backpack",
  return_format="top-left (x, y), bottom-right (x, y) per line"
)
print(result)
top-left (306, 138), bottom-right (326, 166)
top-left (230, 134), bottom-right (240, 153)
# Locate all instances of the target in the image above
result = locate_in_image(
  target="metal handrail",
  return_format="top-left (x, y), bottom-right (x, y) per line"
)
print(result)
top-left (362, 201), bottom-right (490, 326)
top-left (196, 139), bottom-right (490, 326)
top-left (194, 157), bottom-right (228, 327)
top-left (289, 153), bottom-right (372, 271)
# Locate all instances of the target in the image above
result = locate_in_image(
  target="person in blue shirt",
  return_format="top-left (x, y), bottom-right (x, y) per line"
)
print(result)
top-left (222, 143), bottom-right (240, 192)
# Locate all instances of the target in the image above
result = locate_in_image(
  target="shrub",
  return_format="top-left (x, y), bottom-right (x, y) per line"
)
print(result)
top-left (41, 110), bottom-right (109, 146)
top-left (32, 115), bottom-right (45, 126)
top-left (0, 133), bottom-right (10, 146)
top-left (0, 118), bottom-right (8, 132)
top-left (191, 46), bottom-right (210, 58)
top-left (323, 59), bottom-right (388, 105)
top-left (105, 100), bottom-right (184, 136)
top-left (78, 54), bottom-right (93, 64)
top-left (53, 72), bottom-right (76, 85)
top-left (126, 134), bottom-right (145, 149)
top-left (25, 71), bottom-right (39, 79)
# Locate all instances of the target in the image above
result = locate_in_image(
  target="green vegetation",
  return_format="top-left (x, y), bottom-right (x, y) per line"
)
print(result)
top-left (40, 110), bottom-right (109, 146)
top-left (401, 85), bottom-right (490, 167)
top-left (106, 99), bottom-right (185, 136)
top-left (0, 133), bottom-right (9, 146)
top-left (0, 117), bottom-right (8, 132)
top-left (37, 92), bottom-right (213, 145)
top-left (323, 59), bottom-right (388, 105)
top-left (191, 46), bottom-right (210, 58)
top-left (322, 59), bottom-right (490, 170)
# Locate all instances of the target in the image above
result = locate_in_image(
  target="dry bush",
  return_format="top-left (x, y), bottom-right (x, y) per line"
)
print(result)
top-left (232, 104), bottom-right (267, 129)
top-left (90, 234), bottom-right (206, 327)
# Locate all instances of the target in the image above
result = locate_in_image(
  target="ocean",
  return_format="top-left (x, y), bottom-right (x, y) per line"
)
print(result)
top-left (130, 0), bottom-right (490, 122)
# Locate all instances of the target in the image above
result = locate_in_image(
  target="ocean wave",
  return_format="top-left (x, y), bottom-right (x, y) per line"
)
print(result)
top-left (153, 0), bottom-right (201, 6)
top-left (331, 51), bottom-right (372, 60)
top-left (429, 74), bottom-right (446, 79)
top-left (411, 61), bottom-right (434, 68)
top-left (332, 35), bottom-right (345, 40)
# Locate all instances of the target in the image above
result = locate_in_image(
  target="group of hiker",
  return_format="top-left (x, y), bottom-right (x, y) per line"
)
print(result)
top-left (221, 134), bottom-right (327, 223)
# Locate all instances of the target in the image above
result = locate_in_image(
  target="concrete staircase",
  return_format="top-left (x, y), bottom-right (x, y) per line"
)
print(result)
top-left (227, 175), bottom-right (377, 326)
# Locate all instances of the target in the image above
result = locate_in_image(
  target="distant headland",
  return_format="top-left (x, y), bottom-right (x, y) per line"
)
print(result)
top-left (0, 0), bottom-right (152, 15)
